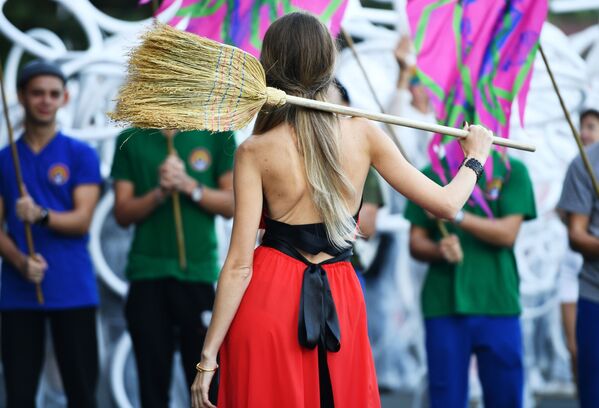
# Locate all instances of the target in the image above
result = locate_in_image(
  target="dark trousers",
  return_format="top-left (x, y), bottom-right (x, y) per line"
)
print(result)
top-left (577, 297), bottom-right (599, 408)
top-left (1, 307), bottom-right (99, 408)
top-left (125, 279), bottom-right (216, 408)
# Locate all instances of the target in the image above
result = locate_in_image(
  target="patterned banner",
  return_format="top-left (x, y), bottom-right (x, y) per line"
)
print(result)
top-left (152, 0), bottom-right (348, 57)
top-left (408, 0), bottom-right (547, 213)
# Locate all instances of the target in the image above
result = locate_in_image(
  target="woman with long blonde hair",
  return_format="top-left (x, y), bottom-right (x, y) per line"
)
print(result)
top-left (191, 12), bottom-right (493, 408)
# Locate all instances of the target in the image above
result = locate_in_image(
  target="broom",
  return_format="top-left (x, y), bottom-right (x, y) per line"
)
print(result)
top-left (110, 23), bottom-right (535, 153)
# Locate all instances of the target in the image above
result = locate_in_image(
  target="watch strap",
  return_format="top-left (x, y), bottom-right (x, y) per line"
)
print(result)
top-left (453, 209), bottom-right (465, 225)
top-left (461, 157), bottom-right (484, 182)
top-left (191, 185), bottom-right (204, 203)
top-left (38, 208), bottom-right (50, 226)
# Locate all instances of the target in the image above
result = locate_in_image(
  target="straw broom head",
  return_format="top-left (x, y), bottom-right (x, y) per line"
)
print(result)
top-left (110, 22), bottom-right (286, 131)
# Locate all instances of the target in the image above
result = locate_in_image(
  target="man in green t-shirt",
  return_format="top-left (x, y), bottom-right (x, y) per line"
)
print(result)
top-left (404, 152), bottom-right (536, 408)
top-left (111, 128), bottom-right (236, 407)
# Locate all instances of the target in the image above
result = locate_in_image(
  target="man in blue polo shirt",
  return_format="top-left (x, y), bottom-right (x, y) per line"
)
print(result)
top-left (0, 60), bottom-right (101, 407)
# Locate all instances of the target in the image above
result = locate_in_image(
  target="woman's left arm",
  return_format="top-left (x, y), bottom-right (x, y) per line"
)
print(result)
top-left (192, 139), bottom-right (263, 408)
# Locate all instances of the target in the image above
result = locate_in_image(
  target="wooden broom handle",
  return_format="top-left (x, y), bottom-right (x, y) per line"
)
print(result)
top-left (0, 62), bottom-right (44, 304)
top-left (284, 94), bottom-right (536, 153)
top-left (166, 136), bottom-right (187, 270)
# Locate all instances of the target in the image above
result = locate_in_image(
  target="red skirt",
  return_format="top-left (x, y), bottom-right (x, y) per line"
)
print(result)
top-left (218, 246), bottom-right (381, 407)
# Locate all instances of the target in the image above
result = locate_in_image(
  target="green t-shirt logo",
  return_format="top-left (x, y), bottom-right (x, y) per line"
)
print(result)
top-left (188, 148), bottom-right (212, 172)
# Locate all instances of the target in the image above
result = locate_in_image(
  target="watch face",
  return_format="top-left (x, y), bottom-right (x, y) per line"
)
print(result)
top-left (192, 187), bottom-right (202, 202)
top-left (39, 208), bottom-right (49, 225)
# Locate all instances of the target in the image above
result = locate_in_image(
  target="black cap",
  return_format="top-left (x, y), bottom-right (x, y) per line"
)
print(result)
top-left (333, 78), bottom-right (350, 105)
top-left (17, 59), bottom-right (66, 89)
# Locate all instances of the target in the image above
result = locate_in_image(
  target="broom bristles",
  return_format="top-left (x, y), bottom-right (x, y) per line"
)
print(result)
top-left (109, 23), bottom-right (272, 132)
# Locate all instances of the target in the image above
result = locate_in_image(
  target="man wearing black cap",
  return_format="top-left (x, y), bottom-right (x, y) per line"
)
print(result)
top-left (0, 60), bottom-right (101, 407)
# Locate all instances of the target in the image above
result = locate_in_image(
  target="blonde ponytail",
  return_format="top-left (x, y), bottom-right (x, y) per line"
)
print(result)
top-left (294, 102), bottom-right (356, 248)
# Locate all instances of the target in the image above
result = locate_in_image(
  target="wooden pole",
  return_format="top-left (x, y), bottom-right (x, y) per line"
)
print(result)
top-left (538, 44), bottom-right (599, 197)
top-left (0, 63), bottom-right (44, 304)
top-left (340, 28), bottom-right (411, 161)
top-left (166, 135), bottom-right (187, 270)
top-left (436, 219), bottom-right (450, 238)
top-left (284, 94), bottom-right (536, 152)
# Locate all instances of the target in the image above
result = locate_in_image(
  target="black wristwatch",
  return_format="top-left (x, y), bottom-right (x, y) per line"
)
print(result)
top-left (37, 207), bottom-right (50, 226)
top-left (461, 157), bottom-right (484, 182)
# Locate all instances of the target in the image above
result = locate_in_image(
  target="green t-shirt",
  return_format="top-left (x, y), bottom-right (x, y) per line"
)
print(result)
top-left (111, 128), bottom-right (236, 283)
top-left (363, 167), bottom-right (385, 207)
top-left (404, 153), bottom-right (536, 318)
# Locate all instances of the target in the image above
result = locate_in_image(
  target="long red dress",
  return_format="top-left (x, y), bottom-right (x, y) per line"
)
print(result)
top-left (217, 216), bottom-right (381, 408)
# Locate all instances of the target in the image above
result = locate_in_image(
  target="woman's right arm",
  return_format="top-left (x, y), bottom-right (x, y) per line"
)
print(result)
top-left (366, 119), bottom-right (493, 219)
top-left (192, 139), bottom-right (263, 408)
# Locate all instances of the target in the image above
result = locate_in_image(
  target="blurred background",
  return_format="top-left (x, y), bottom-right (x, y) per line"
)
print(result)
top-left (1, 0), bottom-right (599, 407)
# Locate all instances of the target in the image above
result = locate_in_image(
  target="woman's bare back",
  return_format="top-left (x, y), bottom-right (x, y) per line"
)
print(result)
top-left (252, 117), bottom-right (370, 222)
top-left (249, 117), bottom-right (372, 262)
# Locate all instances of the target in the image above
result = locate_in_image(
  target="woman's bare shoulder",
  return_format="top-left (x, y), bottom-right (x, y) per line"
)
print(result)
top-left (235, 135), bottom-right (259, 158)
top-left (339, 116), bottom-right (376, 138)
top-left (340, 116), bottom-right (370, 128)
top-left (236, 127), bottom-right (290, 166)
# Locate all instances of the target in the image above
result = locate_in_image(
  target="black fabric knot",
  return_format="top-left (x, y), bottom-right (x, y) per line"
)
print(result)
top-left (298, 261), bottom-right (341, 352)
top-left (261, 228), bottom-right (352, 353)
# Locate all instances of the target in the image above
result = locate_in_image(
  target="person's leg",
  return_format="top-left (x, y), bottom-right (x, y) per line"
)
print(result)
top-left (424, 316), bottom-right (471, 408)
top-left (125, 280), bottom-right (175, 408)
top-left (49, 307), bottom-right (99, 408)
top-left (560, 302), bottom-right (578, 386)
top-left (577, 297), bottom-right (599, 408)
top-left (1, 310), bottom-right (45, 408)
top-left (475, 316), bottom-right (523, 408)
top-left (170, 280), bottom-right (218, 402)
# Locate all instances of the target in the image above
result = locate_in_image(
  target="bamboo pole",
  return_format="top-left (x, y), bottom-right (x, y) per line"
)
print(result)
top-left (538, 44), bottom-right (599, 197)
top-left (340, 28), bottom-right (410, 160)
top-left (166, 134), bottom-right (187, 270)
top-left (0, 63), bottom-right (44, 304)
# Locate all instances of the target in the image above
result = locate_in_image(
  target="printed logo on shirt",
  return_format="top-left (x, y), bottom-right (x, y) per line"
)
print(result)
top-left (188, 148), bottom-right (212, 172)
top-left (48, 163), bottom-right (70, 186)
top-left (485, 178), bottom-right (504, 201)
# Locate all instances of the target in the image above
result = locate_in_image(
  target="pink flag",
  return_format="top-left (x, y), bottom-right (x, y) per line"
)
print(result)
top-left (154, 0), bottom-right (348, 57)
top-left (408, 0), bottom-right (547, 215)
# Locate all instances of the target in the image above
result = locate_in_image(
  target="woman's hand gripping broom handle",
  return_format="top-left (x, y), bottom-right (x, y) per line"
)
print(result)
top-left (166, 136), bottom-right (187, 271)
top-left (282, 94), bottom-right (536, 153)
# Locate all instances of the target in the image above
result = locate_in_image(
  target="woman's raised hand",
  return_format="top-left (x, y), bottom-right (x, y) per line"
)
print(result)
top-left (460, 123), bottom-right (494, 163)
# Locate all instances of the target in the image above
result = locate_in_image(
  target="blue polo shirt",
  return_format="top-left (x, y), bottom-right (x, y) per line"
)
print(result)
top-left (0, 132), bottom-right (101, 310)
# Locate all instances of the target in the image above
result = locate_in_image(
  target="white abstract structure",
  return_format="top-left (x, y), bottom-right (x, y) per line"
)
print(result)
top-left (0, 0), bottom-right (597, 406)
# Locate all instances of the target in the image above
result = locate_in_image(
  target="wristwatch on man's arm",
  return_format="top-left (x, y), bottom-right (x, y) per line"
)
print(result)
top-left (37, 207), bottom-right (50, 226)
top-left (453, 209), bottom-right (465, 225)
top-left (190, 184), bottom-right (204, 203)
